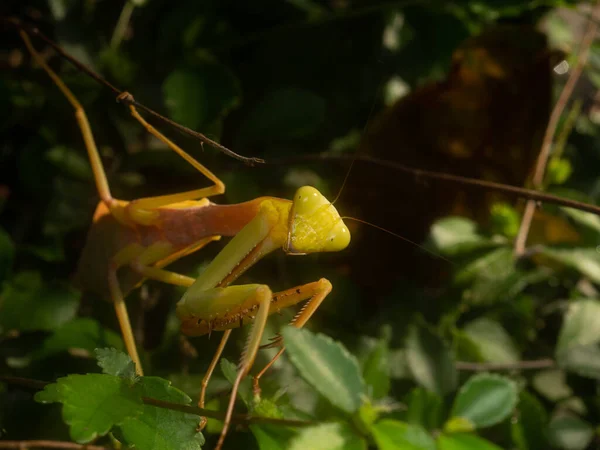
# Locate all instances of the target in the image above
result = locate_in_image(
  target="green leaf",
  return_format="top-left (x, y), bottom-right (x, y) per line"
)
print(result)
top-left (362, 335), bottom-right (391, 399)
top-left (0, 227), bottom-right (14, 283)
top-left (541, 248), bottom-right (600, 283)
top-left (405, 324), bottom-right (457, 396)
top-left (437, 433), bottom-right (503, 450)
top-left (119, 376), bottom-right (205, 450)
top-left (282, 326), bottom-right (365, 414)
top-left (163, 63), bottom-right (240, 130)
top-left (33, 318), bottom-right (123, 360)
top-left (96, 348), bottom-right (137, 382)
top-left (371, 420), bottom-right (436, 450)
top-left (449, 373), bottom-right (517, 429)
top-left (288, 422), bottom-right (366, 450)
top-left (556, 299), bottom-right (600, 379)
top-left (220, 358), bottom-right (253, 407)
top-left (456, 248), bottom-right (546, 305)
top-left (0, 271), bottom-right (79, 332)
top-left (404, 387), bottom-right (443, 431)
top-left (511, 391), bottom-right (548, 450)
top-left (251, 425), bottom-right (295, 450)
top-left (237, 88), bottom-right (326, 147)
top-left (490, 202), bottom-right (520, 238)
top-left (560, 207), bottom-right (600, 234)
top-left (428, 217), bottom-right (493, 256)
top-left (35, 374), bottom-right (142, 443)
top-left (532, 370), bottom-right (572, 402)
top-left (546, 415), bottom-right (594, 450)
top-left (462, 318), bottom-right (520, 363)
top-left (46, 146), bottom-right (93, 181)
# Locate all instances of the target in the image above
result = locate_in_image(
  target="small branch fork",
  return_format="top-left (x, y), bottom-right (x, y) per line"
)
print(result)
top-left (1, 17), bottom-right (263, 166)
top-left (514, 1), bottom-right (600, 256)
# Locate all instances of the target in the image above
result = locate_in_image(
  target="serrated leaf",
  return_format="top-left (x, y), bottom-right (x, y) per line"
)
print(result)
top-left (437, 433), bottom-right (503, 450)
top-left (546, 415), bottom-right (593, 450)
top-left (371, 420), bottom-right (436, 450)
top-left (288, 423), bottom-right (365, 450)
top-left (449, 373), bottom-right (517, 429)
top-left (33, 318), bottom-right (123, 360)
top-left (35, 374), bottom-right (142, 443)
top-left (282, 326), bottom-right (365, 413)
top-left (462, 318), bottom-right (520, 363)
top-left (405, 324), bottom-right (457, 396)
top-left (511, 391), bottom-right (548, 450)
top-left (404, 388), bottom-right (443, 431)
top-left (362, 336), bottom-right (391, 399)
top-left (428, 217), bottom-right (493, 256)
top-left (96, 348), bottom-right (137, 381)
top-left (556, 299), bottom-right (600, 379)
top-left (541, 248), bottom-right (600, 283)
top-left (119, 376), bottom-right (204, 450)
top-left (0, 271), bottom-right (79, 332)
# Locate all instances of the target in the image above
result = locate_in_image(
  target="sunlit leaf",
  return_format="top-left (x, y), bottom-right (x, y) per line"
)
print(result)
top-left (556, 299), bottom-right (600, 379)
top-left (449, 373), bottom-right (517, 429)
top-left (428, 217), bottom-right (493, 256)
top-left (288, 422), bottom-right (365, 450)
top-left (371, 420), bottom-right (436, 450)
top-left (546, 415), bottom-right (594, 450)
top-left (437, 433), bottom-right (502, 450)
top-left (35, 374), bottom-right (142, 443)
top-left (120, 376), bottom-right (205, 450)
top-left (405, 324), bottom-right (457, 396)
top-left (282, 326), bottom-right (365, 413)
top-left (462, 318), bottom-right (520, 363)
top-left (541, 248), bottom-right (600, 283)
top-left (96, 348), bottom-right (137, 382)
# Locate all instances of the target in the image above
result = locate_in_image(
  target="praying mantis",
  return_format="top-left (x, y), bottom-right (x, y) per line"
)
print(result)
top-left (15, 21), bottom-right (351, 450)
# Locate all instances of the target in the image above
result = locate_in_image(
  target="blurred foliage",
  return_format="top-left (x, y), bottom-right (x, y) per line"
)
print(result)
top-left (3, 0), bottom-right (600, 449)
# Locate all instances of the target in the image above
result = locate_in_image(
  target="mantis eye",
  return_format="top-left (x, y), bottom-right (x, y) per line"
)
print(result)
top-left (287, 186), bottom-right (350, 254)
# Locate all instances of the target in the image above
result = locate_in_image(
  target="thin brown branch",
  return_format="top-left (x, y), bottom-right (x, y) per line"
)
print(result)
top-left (268, 153), bottom-right (600, 216)
top-left (0, 441), bottom-right (108, 449)
top-left (0, 376), bottom-right (315, 428)
top-left (514, 2), bottom-right (600, 256)
top-left (1, 17), bottom-right (263, 166)
top-left (456, 358), bottom-right (556, 371)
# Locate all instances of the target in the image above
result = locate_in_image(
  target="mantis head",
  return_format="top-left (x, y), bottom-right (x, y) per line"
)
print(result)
top-left (284, 186), bottom-right (351, 255)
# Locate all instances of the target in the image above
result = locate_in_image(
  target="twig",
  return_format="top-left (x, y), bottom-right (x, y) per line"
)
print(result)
top-left (268, 153), bottom-right (600, 216)
top-left (0, 376), bottom-right (315, 428)
top-left (0, 441), bottom-right (108, 449)
top-left (514, 2), bottom-right (600, 256)
top-left (456, 358), bottom-right (556, 371)
top-left (1, 17), bottom-right (263, 166)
